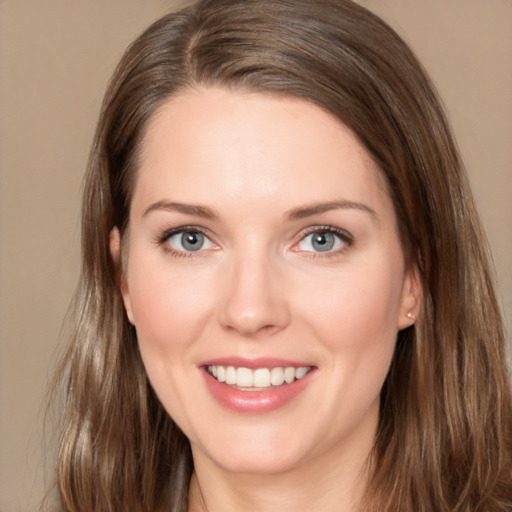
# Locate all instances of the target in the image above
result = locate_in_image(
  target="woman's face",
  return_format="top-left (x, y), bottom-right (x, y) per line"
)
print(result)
top-left (114, 88), bottom-right (419, 475)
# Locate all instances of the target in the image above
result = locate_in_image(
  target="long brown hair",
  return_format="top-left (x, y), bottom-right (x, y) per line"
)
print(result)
top-left (49, 1), bottom-right (512, 510)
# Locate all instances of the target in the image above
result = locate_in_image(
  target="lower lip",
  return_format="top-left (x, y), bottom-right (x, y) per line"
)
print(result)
top-left (202, 368), bottom-right (314, 413)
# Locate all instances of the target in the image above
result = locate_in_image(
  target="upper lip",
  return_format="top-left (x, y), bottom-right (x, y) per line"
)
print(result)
top-left (200, 357), bottom-right (315, 370)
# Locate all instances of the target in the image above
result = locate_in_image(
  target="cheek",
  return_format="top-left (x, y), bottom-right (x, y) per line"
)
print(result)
top-left (126, 258), bottom-right (217, 355)
top-left (299, 256), bottom-right (404, 360)
top-left (125, 258), bottom-right (219, 420)
top-left (295, 258), bottom-right (404, 432)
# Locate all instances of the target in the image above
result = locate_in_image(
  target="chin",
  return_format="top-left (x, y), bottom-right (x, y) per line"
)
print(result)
top-left (210, 448), bottom-right (305, 476)
top-left (191, 423), bottom-right (312, 475)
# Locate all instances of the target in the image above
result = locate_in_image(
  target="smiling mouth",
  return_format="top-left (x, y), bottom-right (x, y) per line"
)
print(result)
top-left (206, 365), bottom-right (313, 390)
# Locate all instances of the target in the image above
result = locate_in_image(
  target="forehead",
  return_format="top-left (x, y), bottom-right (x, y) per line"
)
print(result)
top-left (133, 87), bottom-right (390, 217)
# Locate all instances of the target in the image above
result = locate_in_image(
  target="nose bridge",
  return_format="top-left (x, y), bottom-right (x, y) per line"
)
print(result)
top-left (219, 244), bottom-right (290, 336)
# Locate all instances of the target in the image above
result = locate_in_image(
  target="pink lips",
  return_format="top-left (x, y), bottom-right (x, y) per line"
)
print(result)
top-left (200, 358), bottom-right (315, 413)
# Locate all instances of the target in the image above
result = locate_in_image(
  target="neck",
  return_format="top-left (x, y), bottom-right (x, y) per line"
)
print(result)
top-left (188, 440), bottom-right (372, 512)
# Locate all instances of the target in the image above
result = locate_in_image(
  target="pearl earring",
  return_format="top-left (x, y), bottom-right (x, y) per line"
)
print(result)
top-left (407, 312), bottom-right (416, 320)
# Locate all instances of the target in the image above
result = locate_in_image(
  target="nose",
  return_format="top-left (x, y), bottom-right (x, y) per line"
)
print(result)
top-left (218, 250), bottom-right (291, 337)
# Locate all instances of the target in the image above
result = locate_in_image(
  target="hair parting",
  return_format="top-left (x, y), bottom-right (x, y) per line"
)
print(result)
top-left (46, 1), bottom-right (512, 510)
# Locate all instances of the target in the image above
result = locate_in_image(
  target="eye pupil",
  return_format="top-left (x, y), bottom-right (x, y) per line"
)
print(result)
top-left (312, 232), bottom-right (335, 252)
top-left (181, 232), bottom-right (204, 251)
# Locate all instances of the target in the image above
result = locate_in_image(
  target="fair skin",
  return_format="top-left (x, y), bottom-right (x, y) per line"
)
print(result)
top-left (111, 87), bottom-right (420, 512)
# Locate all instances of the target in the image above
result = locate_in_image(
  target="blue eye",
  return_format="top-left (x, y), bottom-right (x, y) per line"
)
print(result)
top-left (166, 230), bottom-right (215, 252)
top-left (296, 228), bottom-right (349, 253)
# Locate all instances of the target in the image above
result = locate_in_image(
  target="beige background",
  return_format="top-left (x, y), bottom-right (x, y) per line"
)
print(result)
top-left (0, 1), bottom-right (510, 510)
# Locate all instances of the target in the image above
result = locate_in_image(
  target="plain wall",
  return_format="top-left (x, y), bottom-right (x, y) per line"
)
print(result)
top-left (0, 1), bottom-right (510, 510)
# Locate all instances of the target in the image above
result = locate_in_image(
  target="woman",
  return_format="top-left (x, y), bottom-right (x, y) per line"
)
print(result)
top-left (50, 0), bottom-right (512, 510)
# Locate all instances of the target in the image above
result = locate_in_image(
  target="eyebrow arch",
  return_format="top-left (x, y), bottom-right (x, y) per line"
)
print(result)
top-left (284, 200), bottom-right (378, 221)
top-left (143, 200), bottom-right (218, 219)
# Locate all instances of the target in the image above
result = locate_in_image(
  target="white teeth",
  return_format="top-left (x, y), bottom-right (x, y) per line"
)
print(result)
top-left (236, 367), bottom-right (253, 387)
top-left (270, 367), bottom-right (285, 386)
top-left (208, 365), bottom-right (311, 389)
top-left (225, 366), bottom-right (236, 385)
top-left (284, 367), bottom-right (295, 384)
top-left (253, 368), bottom-right (270, 387)
top-left (295, 367), bottom-right (309, 379)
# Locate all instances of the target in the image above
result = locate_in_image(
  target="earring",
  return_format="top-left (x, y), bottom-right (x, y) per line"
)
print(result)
top-left (407, 312), bottom-right (416, 321)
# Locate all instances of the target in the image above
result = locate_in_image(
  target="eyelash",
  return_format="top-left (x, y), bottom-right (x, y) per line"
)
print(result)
top-left (293, 225), bottom-right (354, 258)
top-left (156, 225), bottom-right (354, 258)
top-left (156, 226), bottom-right (215, 258)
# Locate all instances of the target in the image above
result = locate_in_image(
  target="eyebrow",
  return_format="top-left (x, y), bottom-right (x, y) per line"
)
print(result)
top-left (284, 200), bottom-right (378, 221)
top-left (143, 200), bottom-right (218, 219)
top-left (142, 199), bottom-right (378, 222)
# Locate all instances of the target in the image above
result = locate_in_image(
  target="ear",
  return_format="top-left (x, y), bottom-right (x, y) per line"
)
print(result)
top-left (397, 262), bottom-right (422, 330)
top-left (109, 227), bottom-right (135, 325)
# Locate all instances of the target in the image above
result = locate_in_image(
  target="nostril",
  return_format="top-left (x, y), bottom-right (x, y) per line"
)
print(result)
top-left (219, 307), bottom-right (290, 337)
